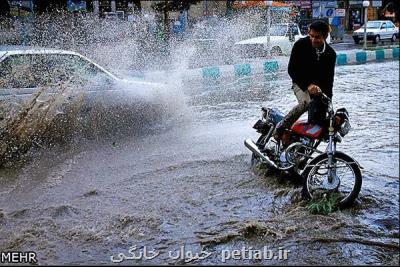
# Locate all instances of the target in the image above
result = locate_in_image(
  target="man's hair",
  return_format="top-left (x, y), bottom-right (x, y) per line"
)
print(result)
top-left (309, 20), bottom-right (330, 37)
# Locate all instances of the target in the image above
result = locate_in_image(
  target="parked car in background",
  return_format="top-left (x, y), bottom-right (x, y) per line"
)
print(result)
top-left (352, 20), bottom-right (399, 44)
top-left (234, 23), bottom-right (331, 58)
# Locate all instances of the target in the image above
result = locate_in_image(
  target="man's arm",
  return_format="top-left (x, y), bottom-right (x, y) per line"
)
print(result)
top-left (325, 51), bottom-right (337, 98)
top-left (288, 40), bottom-right (309, 91)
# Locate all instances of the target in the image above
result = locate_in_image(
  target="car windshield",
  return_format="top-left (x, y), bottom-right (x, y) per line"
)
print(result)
top-left (366, 21), bottom-right (382, 29)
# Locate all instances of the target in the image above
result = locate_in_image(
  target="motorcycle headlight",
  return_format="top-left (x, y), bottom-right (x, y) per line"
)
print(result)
top-left (338, 119), bottom-right (351, 137)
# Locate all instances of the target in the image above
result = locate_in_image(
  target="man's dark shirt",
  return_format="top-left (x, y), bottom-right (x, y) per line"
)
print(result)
top-left (288, 36), bottom-right (336, 99)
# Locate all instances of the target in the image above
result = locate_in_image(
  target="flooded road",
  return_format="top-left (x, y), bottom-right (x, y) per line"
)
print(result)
top-left (0, 61), bottom-right (399, 265)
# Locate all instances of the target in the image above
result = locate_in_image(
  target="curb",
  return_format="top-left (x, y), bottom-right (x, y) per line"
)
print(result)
top-left (336, 47), bottom-right (399, 65)
top-left (143, 47), bottom-right (399, 82)
top-left (202, 60), bottom-right (279, 79)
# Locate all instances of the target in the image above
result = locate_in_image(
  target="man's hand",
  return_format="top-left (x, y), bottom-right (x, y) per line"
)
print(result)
top-left (307, 84), bottom-right (322, 95)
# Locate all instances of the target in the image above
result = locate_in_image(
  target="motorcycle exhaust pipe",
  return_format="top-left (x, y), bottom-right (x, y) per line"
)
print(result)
top-left (244, 139), bottom-right (278, 169)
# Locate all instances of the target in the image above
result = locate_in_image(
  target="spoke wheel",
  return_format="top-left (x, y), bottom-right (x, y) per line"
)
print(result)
top-left (302, 152), bottom-right (362, 209)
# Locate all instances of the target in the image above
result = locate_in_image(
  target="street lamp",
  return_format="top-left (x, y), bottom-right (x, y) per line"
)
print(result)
top-left (265, 0), bottom-right (273, 57)
top-left (363, 0), bottom-right (370, 50)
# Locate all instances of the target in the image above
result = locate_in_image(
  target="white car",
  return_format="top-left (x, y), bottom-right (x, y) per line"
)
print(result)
top-left (352, 20), bottom-right (399, 44)
top-left (0, 46), bottom-right (166, 121)
top-left (234, 23), bottom-right (331, 57)
top-left (0, 47), bottom-right (165, 98)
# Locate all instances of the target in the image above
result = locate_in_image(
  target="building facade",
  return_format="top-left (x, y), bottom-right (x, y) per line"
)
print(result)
top-left (3, 1), bottom-right (399, 30)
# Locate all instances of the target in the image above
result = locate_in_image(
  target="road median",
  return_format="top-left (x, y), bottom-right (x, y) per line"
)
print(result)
top-left (143, 47), bottom-right (399, 83)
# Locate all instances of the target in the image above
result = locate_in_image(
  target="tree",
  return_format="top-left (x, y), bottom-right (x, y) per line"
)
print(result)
top-left (151, 0), bottom-right (201, 41)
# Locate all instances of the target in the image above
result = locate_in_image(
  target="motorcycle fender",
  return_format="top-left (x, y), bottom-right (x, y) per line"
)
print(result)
top-left (345, 154), bottom-right (364, 170)
top-left (334, 151), bottom-right (364, 170)
top-left (302, 151), bottom-right (363, 176)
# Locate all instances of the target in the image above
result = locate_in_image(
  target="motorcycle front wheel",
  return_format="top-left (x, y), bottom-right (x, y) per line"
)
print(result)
top-left (302, 152), bottom-right (362, 209)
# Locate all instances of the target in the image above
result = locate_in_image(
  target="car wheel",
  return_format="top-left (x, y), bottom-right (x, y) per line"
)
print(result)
top-left (270, 46), bottom-right (282, 56)
top-left (373, 35), bottom-right (380, 44)
top-left (391, 34), bottom-right (397, 43)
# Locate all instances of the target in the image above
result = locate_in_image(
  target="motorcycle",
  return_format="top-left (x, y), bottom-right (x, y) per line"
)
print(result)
top-left (244, 94), bottom-right (362, 209)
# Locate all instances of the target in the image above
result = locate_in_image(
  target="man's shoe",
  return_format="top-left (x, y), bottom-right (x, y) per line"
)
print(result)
top-left (273, 122), bottom-right (285, 141)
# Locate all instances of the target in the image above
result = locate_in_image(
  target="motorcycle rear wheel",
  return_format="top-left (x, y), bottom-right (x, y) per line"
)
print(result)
top-left (251, 134), bottom-right (268, 166)
top-left (302, 152), bottom-right (362, 209)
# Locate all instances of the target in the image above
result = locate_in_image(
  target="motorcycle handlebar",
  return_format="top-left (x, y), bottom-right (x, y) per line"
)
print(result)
top-left (321, 93), bottom-right (330, 102)
top-left (315, 87), bottom-right (331, 103)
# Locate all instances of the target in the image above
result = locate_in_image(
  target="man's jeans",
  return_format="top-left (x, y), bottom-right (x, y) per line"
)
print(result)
top-left (280, 83), bottom-right (311, 129)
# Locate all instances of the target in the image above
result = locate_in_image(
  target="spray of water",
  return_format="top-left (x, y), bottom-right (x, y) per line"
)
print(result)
top-left (0, 8), bottom-right (290, 166)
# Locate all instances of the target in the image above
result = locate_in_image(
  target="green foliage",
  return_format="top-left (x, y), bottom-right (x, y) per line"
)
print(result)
top-left (307, 192), bottom-right (338, 215)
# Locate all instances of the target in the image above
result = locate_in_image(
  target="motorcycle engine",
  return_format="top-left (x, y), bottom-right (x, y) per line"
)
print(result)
top-left (283, 137), bottom-right (313, 166)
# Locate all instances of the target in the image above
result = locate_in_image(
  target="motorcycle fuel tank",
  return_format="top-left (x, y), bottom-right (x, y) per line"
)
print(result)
top-left (291, 119), bottom-right (323, 139)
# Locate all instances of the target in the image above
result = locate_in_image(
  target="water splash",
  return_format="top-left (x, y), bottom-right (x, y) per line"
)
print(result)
top-left (0, 9), bottom-right (290, 165)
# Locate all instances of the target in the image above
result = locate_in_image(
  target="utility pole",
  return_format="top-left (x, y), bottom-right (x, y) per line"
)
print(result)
top-left (163, 0), bottom-right (169, 43)
top-left (362, 1), bottom-right (370, 50)
top-left (266, 1), bottom-right (272, 57)
top-left (319, 0), bottom-right (322, 18)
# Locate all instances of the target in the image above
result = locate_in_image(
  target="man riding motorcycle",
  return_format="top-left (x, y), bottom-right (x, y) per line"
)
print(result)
top-left (274, 20), bottom-right (337, 140)
top-left (244, 21), bottom-right (362, 209)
